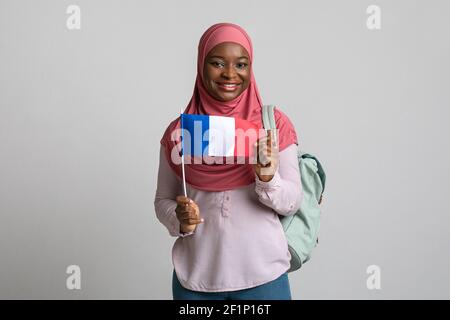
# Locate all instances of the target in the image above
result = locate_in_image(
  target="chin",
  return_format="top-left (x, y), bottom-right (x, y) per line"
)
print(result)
top-left (219, 94), bottom-right (239, 102)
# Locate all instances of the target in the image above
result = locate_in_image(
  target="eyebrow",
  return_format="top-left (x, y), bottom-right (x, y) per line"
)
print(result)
top-left (208, 55), bottom-right (249, 60)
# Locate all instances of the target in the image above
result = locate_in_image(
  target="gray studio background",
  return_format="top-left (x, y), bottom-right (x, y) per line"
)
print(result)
top-left (0, 0), bottom-right (449, 299)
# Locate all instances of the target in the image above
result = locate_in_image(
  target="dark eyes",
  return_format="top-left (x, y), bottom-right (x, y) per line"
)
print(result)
top-left (210, 61), bottom-right (248, 69)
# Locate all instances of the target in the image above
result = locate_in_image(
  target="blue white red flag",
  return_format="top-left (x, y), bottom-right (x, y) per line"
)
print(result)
top-left (180, 113), bottom-right (264, 158)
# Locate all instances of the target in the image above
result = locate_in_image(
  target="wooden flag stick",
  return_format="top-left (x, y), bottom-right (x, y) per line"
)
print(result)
top-left (180, 108), bottom-right (187, 197)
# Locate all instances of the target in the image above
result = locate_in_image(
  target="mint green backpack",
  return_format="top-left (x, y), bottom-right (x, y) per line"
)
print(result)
top-left (262, 105), bottom-right (326, 272)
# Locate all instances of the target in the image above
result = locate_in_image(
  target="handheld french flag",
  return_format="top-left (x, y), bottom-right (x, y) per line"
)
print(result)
top-left (180, 113), bottom-right (264, 159)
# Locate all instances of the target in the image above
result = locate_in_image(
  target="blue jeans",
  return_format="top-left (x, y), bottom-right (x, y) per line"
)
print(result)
top-left (172, 270), bottom-right (292, 300)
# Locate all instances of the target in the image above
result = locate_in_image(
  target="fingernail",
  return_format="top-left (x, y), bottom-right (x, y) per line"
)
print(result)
top-left (201, 218), bottom-right (204, 222)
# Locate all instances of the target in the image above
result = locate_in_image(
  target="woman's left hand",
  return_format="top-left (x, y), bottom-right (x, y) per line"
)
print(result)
top-left (253, 129), bottom-right (279, 182)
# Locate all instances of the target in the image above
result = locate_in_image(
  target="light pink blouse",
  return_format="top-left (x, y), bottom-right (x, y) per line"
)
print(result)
top-left (154, 143), bottom-right (303, 292)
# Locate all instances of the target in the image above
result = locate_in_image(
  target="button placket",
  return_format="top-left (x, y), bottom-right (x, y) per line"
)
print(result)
top-left (221, 191), bottom-right (231, 217)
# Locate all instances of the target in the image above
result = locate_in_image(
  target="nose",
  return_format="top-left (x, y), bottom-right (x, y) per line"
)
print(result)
top-left (221, 63), bottom-right (237, 79)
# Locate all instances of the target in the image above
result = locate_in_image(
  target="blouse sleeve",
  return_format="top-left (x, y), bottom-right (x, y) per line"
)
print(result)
top-left (254, 143), bottom-right (303, 216)
top-left (153, 144), bottom-right (195, 237)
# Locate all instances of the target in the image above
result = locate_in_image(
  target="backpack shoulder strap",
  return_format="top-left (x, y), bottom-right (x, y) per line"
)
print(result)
top-left (262, 104), bottom-right (276, 130)
top-left (263, 104), bottom-right (326, 194)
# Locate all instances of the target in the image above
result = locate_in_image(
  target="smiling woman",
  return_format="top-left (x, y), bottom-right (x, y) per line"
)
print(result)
top-left (203, 42), bottom-right (251, 101)
top-left (155, 22), bottom-right (302, 301)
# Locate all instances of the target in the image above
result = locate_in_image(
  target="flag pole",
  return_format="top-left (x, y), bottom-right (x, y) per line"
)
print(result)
top-left (180, 108), bottom-right (187, 197)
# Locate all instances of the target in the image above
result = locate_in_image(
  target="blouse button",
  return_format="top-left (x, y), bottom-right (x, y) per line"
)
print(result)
top-left (222, 207), bottom-right (229, 217)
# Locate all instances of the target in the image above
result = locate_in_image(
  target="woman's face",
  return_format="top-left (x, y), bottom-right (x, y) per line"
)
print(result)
top-left (203, 42), bottom-right (251, 102)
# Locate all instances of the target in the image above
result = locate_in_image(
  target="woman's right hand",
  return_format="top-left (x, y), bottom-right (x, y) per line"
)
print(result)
top-left (175, 196), bottom-right (203, 234)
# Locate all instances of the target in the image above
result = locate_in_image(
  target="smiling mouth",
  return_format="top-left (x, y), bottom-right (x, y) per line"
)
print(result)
top-left (215, 82), bottom-right (242, 92)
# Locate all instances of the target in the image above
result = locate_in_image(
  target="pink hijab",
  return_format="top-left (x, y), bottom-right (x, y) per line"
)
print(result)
top-left (160, 22), bottom-right (298, 191)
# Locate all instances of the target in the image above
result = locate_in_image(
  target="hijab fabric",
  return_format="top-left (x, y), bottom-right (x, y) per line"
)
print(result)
top-left (160, 22), bottom-right (298, 191)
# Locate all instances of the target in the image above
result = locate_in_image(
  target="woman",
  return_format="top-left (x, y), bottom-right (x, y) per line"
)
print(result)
top-left (154, 22), bottom-right (303, 300)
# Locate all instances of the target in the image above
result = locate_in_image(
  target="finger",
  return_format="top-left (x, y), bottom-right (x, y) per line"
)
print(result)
top-left (187, 201), bottom-right (199, 210)
top-left (186, 209), bottom-right (199, 219)
top-left (258, 151), bottom-right (271, 166)
top-left (182, 204), bottom-right (199, 217)
top-left (181, 218), bottom-right (204, 225)
top-left (253, 141), bottom-right (259, 153)
top-left (268, 130), bottom-right (277, 152)
top-left (256, 136), bottom-right (270, 146)
top-left (178, 215), bottom-right (200, 223)
top-left (260, 143), bottom-right (272, 157)
top-left (176, 195), bottom-right (193, 205)
top-left (254, 137), bottom-right (270, 164)
top-left (272, 129), bottom-right (279, 148)
top-left (252, 142), bottom-right (259, 164)
top-left (258, 143), bottom-right (272, 157)
top-left (176, 205), bottom-right (195, 215)
top-left (259, 130), bottom-right (278, 149)
top-left (265, 143), bottom-right (272, 155)
top-left (258, 149), bottom-right (270, 163)
top-left (262, 138), bottom-right (278, 156)
top-left (183, 205), bottom-right (197, 215)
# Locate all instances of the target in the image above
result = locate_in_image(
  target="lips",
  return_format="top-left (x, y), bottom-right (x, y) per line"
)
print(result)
top-left (216, 82), bottom-right (242, 92)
